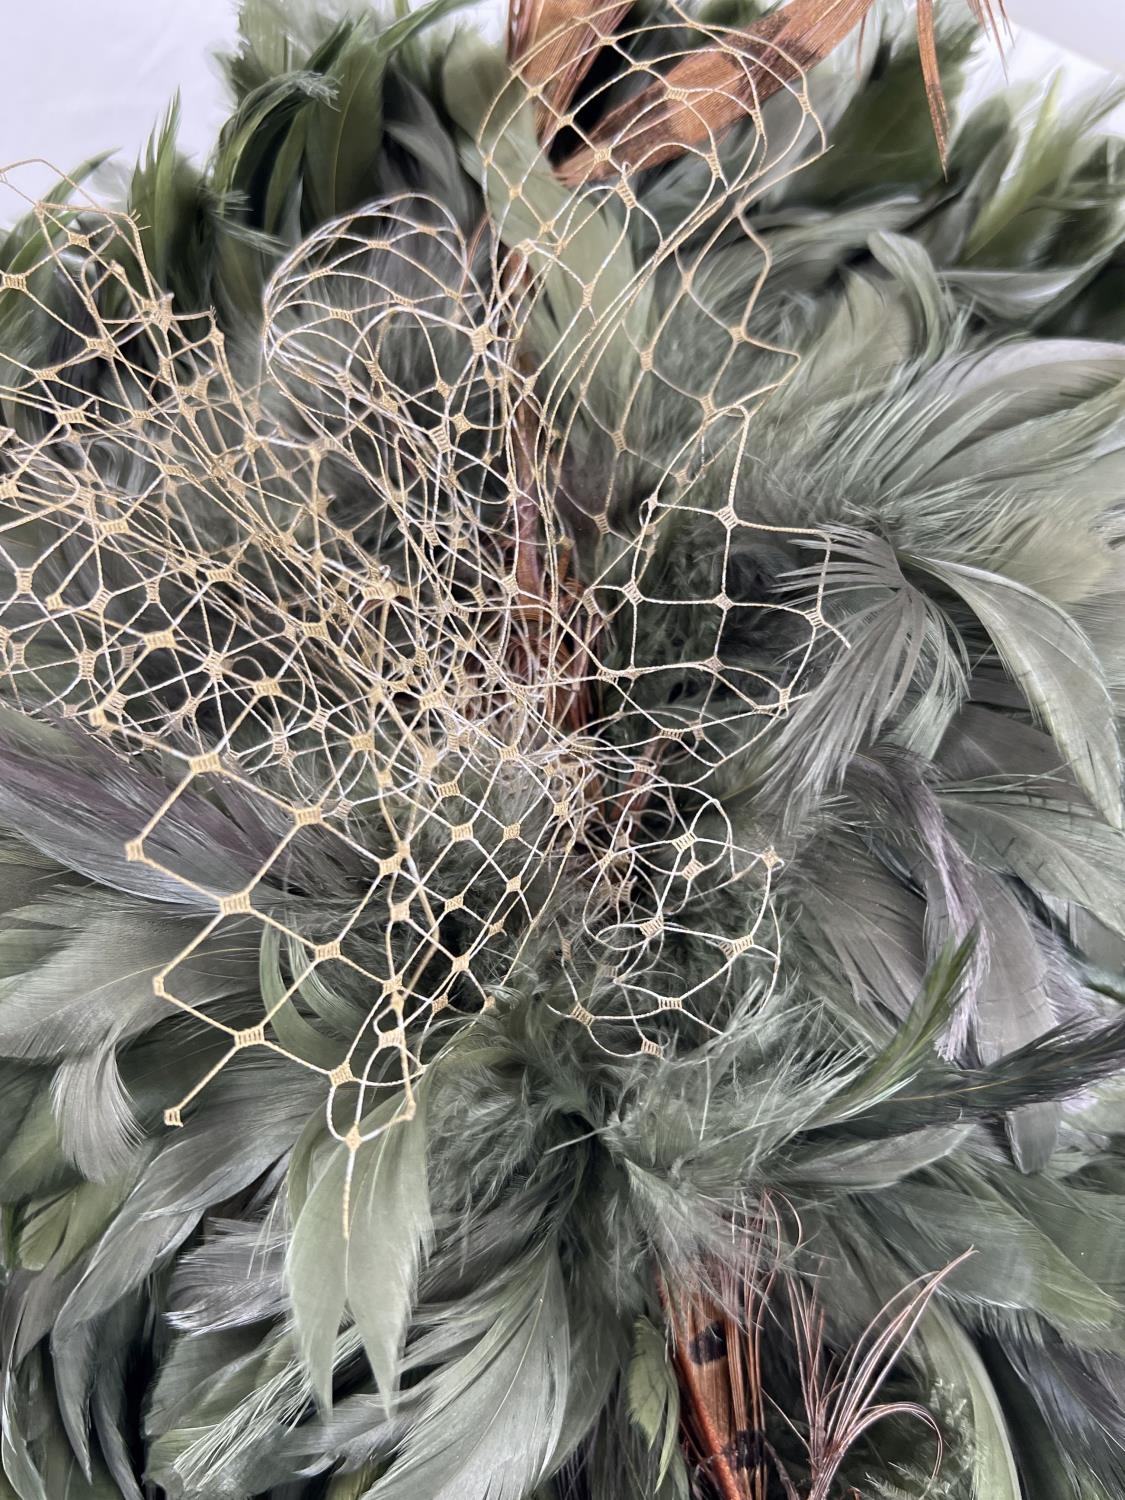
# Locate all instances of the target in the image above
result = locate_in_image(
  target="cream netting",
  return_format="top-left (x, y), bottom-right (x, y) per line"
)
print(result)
top-left (0, 10), bottom-right (839, 1153)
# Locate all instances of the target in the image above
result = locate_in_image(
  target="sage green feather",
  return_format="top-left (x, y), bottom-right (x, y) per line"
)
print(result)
top-left (344, 1100), bottom-right (433, 1404)
top-left (2, 3), bottom-right (1125, 1500)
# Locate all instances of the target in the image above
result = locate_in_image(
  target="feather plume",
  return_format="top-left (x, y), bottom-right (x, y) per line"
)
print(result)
top-left (2, 3), bottom-right (1124, 1500)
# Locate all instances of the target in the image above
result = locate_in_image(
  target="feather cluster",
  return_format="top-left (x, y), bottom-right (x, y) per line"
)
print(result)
top-left (2, 2), bottom-right (1125, 1498)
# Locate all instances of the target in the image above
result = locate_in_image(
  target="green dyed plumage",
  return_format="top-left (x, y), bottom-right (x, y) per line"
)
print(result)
top-left (2, 3), bottom-right (1125, 1499)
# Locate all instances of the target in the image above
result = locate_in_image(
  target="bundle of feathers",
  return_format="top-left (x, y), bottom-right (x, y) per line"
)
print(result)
top-left (3, 0), bottom-right (1125, 1496)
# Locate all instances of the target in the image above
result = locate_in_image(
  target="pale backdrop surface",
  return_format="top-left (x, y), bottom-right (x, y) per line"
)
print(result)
top-left (1, 0), bottom-right (1120, 212)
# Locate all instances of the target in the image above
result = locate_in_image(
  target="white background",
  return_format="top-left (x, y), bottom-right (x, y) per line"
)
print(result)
top-left (1, 1), bottom-right (1121, 212)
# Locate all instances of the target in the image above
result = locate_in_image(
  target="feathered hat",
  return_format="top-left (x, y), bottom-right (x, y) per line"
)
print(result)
top-left (2, 2), bottom-right (1125, 1497)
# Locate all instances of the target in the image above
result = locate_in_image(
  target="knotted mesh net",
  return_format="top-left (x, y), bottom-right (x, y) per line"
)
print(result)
top-left (0, 5), bottom-right (839, 1159)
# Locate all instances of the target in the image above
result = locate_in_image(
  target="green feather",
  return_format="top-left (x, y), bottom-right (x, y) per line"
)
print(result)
top-left (913, 555), bottom-right (1123, 825)
top-left (346, 1098), bottom-right (433, 1403)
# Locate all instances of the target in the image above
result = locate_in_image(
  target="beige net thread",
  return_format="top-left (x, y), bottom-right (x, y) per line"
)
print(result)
top-left (0, 9), bottom-right (839, 1157)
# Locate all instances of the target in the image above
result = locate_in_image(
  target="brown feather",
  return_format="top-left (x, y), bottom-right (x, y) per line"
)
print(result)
top-left (555, 0), bottom-right (1009, 184)
top-left (916, 0), bottom-right (950, 167)
top-left (508, 0), bottom-right (632, 142)
top-left (660, 1271), bottom-right (750, 1500)
top-left (559, 0), bottom-right (877, 183)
